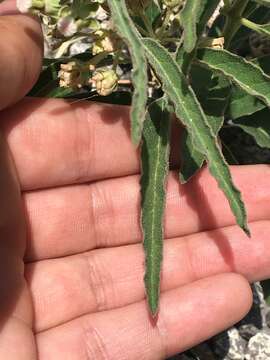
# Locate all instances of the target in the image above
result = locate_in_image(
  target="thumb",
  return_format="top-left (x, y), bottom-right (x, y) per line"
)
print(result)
top-left (0, 13), bottom-right (43, 110)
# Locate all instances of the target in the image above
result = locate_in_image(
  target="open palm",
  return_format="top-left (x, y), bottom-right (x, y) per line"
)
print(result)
top-left (1, 7), bottom-right (270, 360)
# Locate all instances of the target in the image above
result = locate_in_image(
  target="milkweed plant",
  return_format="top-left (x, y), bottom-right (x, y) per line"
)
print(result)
top-left (17, 0), bottom-right (270, 317)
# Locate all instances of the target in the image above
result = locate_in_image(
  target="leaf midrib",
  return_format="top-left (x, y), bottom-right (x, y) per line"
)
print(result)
top-left (148, 131), bottom-right (162, 283)
top-left (144, 41), bottom-right (242, 221)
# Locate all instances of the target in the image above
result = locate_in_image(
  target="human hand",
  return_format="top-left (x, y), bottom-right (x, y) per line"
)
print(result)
top-left (1, 5), bottom-right (270, 360)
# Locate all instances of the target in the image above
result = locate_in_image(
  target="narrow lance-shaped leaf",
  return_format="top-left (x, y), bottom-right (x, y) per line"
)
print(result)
top-left (197, 48), bottom-right (270, 108)
top-left (176, 0), bottom-right (220, 73)
top-left (232, 108), bottom-right (270, 149)
top-left (227, 85), bottom-right (265, 120)
top-left (141, 98), bottom-right (171, 317)
top-left (107, 0), bottom-right (148, 145)
top-left (253, 0), bottom-right (270, 6)
top-left (177, 49), bottom-right (229, 181)
top-left (176, 0), bottom-right (225, 180)
top-left (226, 54), bottom-right (270, 120)
top-left (180, 0), bottom-right (208, 53)
top-left (249, 22), bottom-right (270, 37)
top-left (142, 38), bottom-right (250, 236)
top-left (197, 0), bottom-right (222, 34)
top-left (180, 74), bottom-right (231, 183)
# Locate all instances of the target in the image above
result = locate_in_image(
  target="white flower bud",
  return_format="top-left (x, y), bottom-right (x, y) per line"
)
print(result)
top-left (92, 30), bottom-right (116, 55)
top-left (16, 0), bottom-right (43, 13)
top-left (58, 61), bottom-right (85, 89)
top-left (57, 16), bottom-right (77, 37)
top-left (95, 5), bottom-right (108, 21)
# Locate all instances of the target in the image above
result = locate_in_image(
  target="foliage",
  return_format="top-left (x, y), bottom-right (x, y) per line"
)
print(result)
top-left (18, 0), bottom-right (270, 317)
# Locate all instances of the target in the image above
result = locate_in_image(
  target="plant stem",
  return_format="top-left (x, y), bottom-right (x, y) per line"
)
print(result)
top-left (223, 0), bottom-right (249, 48)
top-left (141, 12), bottom-right (155, 38)
top-left (223, 0), bottom-right (231, 9)
top-left (240, 17), bottom-right (260, 32)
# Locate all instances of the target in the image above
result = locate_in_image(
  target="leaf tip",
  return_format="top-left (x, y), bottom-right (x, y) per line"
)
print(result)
top-left (243, 225), bottom-right (251, 238)
top-left (179, 173), bottom-right (188, 184)
top-left (147, 297), bottom-right (159, 319)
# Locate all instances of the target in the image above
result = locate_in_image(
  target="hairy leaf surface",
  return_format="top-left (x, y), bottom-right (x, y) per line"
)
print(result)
top-left (227, 86), bottom-right (265, 119)
top-left (107, 0), bottom-right (148, 145)
top-left (176, 0), bottom-right (220, 74)
top-left (197, 0), bottom-right (222, 34)
top-left (180, 0), bottom-right (221, 54)
top-left (197, 48), bottom-right (270, 108)
top-left (232, 108), bottom-right (270, 148)
top-left (180, 73), bottom-right (230, 182)
top-left (180, 0), bottom-right (210, 53)
top-left (142, 38), bottom-right (250, 235)
top-left (226, 54), bottom-right (270, 119)
top-left (141, 98), bottom-right (171, 316)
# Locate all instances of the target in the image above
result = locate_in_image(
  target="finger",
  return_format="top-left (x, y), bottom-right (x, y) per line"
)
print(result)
top-left (1, 98), bottom-right (181, 190)
top-left (0, 0), bottom-right (18, 15)
top-left (23, 165), bottom-right (270, 260)
top-left (0, 15), bottom-right (43, 110)
top-left (1, 98), bottom-right (137, 189)
top-left (26, 221), bottom-right (268, 332)
top-left (36, 273), bottom-right (252, 359)
top-left (0, 133), bottom-right (36, 358)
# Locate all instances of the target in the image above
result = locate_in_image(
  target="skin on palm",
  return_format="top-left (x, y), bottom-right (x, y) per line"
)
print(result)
top-left (0, 4), bottom-right (268, 359)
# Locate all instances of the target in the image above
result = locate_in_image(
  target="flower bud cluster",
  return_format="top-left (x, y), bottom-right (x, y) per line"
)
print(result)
top-left (58, 59), bottom-right (119, 97)
top-left (17, 0), bottom-right (113, 58)
top-left (91, 68), bottom-right (118, 96)
top-left (58, 61), bottom-right (88, 89)
top-left (16, 0), bottom-right (185, 97)
top-left (92, 29), bottom-right (118, 55)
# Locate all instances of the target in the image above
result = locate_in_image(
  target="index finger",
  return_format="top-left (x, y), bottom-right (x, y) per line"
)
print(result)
top-left (0, 13), bottom-right (43, 110)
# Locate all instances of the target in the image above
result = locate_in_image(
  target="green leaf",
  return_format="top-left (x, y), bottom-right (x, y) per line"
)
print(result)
top-left (142, 38), bottom-right (250, 236)
top-left (256, 54), bottom-right (270, 74)
top-left (180, 72), bottom-right (231, 182)
top-left (141, 98), bottom-right (171, 317)
top-left (180, 0), bottom-right (221, 53)
top-left (227, 85), bottom-right (265, 119)
top-left (253, 0), bottom-right (270, 7)
top-left (232, 108), bottom-right (270, 148)
top-left (71, 0), bottom-right (99, 19)
top-left (226, 54), bottom-right (270, 120)
top-left (107, 0), bottom-right (148, 145)
top-left (145, 0), bottom-right (161, 26)
top-left (197, 48), bottom-right (270, 108)
top-left (180, 0), bottom-right (206, 53)
top-left (176, 0), bottom-right (220, 73)
top-left (197, 0), bottom-right (222, 34)
top-left (250, 22), bottom-right (270, 37)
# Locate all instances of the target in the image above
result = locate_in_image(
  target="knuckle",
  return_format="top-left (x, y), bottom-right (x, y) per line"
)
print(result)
top-left (88, 181), bottom-right (116, 248)
top-left (72, 105), bottom-right (97, 183)
top-left (81, 321), bottom-right (110, 360)
top-left (84, 250), bottom-right (116, 312)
